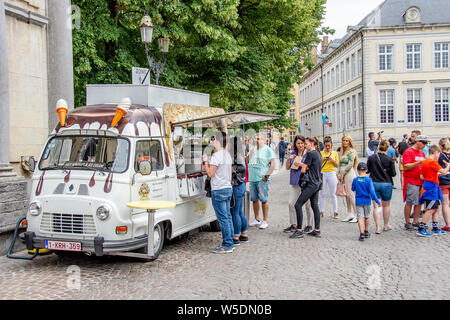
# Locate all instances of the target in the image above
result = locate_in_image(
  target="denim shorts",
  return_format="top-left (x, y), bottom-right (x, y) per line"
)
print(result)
top-left (373, 182), bottom-right (393, 202)
top-left (249, 180), bottom-right (269, 203)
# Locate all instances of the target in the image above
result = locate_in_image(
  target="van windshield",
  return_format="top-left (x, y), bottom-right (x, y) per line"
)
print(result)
top-left (39, 136), bottom-right (129, 173)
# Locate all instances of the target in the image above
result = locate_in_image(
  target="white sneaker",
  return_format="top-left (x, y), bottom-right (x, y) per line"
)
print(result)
top-left (249, 219), bottom-right (261, 227)
top-left (259, 221), bottom-right (268, 229)
top-left (348, 218), bottom-right (358, 223)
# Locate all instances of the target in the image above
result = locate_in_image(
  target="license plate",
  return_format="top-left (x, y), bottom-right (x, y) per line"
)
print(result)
top-left (45, 240), bottom-right (82, 252)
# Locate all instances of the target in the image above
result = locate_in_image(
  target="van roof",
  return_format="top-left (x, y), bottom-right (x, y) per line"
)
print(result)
top-left (54, 104), bottom-right (164, 137)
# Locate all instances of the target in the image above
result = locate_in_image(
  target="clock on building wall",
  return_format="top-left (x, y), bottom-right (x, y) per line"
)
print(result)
top-left (404, 6), bottom-right (421, 24)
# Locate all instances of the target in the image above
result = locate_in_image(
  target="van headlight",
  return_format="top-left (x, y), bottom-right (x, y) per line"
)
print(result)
top-left (96, 205), bottom-right (111, 221)
top-left (29, 201), bottom-right (42, 216)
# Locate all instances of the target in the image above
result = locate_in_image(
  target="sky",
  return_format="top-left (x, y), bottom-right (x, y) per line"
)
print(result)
top-left (322, 0), bottom-right (385, 40)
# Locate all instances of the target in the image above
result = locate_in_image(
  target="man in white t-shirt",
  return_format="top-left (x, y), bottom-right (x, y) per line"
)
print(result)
top-left (202, 131), bottom-right (234, 254)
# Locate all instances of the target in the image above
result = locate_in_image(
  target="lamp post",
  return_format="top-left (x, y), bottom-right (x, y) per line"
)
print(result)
top-left (139, 12), bottom-right (170, 86)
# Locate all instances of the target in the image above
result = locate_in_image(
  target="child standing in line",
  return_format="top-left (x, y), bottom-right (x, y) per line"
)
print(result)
top-left (352, 162), bottom-right (381, 241)
top-left (417, 145), bottom-right (450, 237)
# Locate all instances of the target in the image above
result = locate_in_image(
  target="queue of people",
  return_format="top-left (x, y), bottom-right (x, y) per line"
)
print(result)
top-left (202, 129), bottom-right (450, 253)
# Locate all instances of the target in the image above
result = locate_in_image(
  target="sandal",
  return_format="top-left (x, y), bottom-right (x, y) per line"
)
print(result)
top-left (383, 227), bottom-right (392, 232)
top-left (333, 212), bottom-right (339, 219)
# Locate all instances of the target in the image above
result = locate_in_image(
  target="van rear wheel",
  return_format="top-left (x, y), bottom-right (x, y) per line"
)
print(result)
top-left (210, 220), bottom-right (221, 232)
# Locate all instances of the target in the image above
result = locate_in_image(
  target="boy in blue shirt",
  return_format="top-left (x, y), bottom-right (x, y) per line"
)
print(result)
top-left (352, 162), bottom-right (381, 241)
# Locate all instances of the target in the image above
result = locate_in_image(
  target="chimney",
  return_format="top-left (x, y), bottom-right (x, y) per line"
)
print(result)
top-left (347, 25), bottom-right (356, 36)
top-left (321, 36), bottom-right (329, 55)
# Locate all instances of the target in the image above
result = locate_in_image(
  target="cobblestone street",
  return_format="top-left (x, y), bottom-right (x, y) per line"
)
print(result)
top-left (1, 165), bottom-right (449, 300)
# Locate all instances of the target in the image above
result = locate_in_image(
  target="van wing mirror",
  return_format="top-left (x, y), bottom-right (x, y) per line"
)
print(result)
top-left (21, 156), bottom-right (36, 173)
top-left (138, 160), bottom-right (152, 176)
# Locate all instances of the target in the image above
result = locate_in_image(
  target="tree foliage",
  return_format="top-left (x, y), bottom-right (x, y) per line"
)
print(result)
top-left (72, 0), bottom-right (329, 129)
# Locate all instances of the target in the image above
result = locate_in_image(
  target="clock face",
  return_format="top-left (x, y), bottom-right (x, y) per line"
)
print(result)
top-left (408, 8), bottom-right (419, 20)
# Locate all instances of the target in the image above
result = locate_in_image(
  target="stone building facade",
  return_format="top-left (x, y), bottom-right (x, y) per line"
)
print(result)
top-left (0, 0), bottom-right (74, 254)
top-left (298, 0), bottom-right (450, 154)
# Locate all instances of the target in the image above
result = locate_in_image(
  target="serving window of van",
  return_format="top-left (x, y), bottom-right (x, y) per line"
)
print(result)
top-left (135, 140), bottom-right (164, 172)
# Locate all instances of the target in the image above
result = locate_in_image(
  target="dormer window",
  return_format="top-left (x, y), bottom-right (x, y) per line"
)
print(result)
top-left (404, 6), bottom-right (421, 24)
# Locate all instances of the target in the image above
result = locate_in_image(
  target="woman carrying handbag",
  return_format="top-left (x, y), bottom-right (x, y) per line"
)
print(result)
top-left (337, 136), bottom-right (358, 223)
top-left (284, 135), bottom-right (314, 233)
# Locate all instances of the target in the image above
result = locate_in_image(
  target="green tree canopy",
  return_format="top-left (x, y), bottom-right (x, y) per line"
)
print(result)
top-left (72, 0), bottom-right (329, 129)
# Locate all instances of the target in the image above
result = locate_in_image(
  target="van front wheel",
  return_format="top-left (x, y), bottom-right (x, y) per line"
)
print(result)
top-left (135, 222), bottom-right (165, 261)
top-left (149, 222), bottom-right (165, 260)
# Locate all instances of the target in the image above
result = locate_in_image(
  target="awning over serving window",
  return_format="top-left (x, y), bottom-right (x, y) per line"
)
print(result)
top-left (171, 110), bottom-right (280, 128)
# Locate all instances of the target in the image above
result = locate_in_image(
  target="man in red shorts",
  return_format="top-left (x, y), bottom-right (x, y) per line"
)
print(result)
top-left (402, 135), bottom-right (427, 230)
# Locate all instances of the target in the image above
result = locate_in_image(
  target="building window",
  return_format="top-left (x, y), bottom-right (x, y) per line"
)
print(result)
top-left (289, 98), bottom-right (296, 107)
top-left (346, 97), bottom-right (351, 128)
top-left (341, 99), bottom-right (345, 130)
top-left (406, 88), bottom-right (422, 123)
top-left (351, 53), bottom-right (356, 79)
top-left (336, 65), bottom-right (340, 88)
top-left (289, 108), bottom-right (296, 121)
top-left (358, 49), bottom-right (362, 75)
top-left (332, 103), bottom-right (336, 132)
top-left (435, 88), bottom-right (449, 122)
top-left (340, 61), bottom-right (345, 84)
top-left (379, 45), bottom-right (393, 71)
top-left (323, 74), bottom-right (327, 93)
top-left (327, 71), bottom-right (330, 93)
top-left (346, 57), bottom-right (350, 82)
top-left (331, 68), bottom-right (335, 91)
top-left (352, 95), bottom-right (357, 127)
top-left (406, 44), bottom-right (421, 70)
top-left (379, 90), bottom-right (394, 124)
top-left (435, 42), bottom-right (449, 69)
top-left (336, 101), bottom-right (340, 129)
top-left (358, 92), bottom-right (363, 126)
top-left (289, 131), bottom-right (295, 143)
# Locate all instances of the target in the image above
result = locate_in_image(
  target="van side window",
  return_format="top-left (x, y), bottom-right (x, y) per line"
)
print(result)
top-left (135, 140), bottom-right (164, 172)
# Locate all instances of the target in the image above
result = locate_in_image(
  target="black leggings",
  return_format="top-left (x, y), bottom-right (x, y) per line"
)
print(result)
top-left (294, 184), bottom-right (321, 230)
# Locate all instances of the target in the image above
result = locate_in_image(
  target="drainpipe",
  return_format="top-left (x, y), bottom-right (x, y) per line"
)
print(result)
top-left (361, 31), bottom-right (366, 156)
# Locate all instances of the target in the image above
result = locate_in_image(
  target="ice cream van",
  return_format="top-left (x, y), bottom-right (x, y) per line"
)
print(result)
top-left (19, 84), bottom-right (278, 261)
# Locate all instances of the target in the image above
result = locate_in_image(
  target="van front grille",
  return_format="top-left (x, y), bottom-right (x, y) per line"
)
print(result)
top-left (40, 213), bottom-right (96, 235)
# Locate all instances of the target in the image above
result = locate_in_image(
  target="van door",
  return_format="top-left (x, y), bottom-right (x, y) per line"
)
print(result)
top-left (132, 139), bottom-right (167, 202)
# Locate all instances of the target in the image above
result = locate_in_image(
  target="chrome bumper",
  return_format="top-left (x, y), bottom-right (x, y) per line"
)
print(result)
top-left (24, 232), bottom-right (148, 256)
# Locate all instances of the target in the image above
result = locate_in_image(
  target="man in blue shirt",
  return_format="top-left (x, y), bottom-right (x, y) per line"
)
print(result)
top-left (277, 137), bottom-right (288, 165)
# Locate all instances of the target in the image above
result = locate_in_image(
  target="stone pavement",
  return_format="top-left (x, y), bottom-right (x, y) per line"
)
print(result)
top-left (1, 164), bottom-right (449, 300)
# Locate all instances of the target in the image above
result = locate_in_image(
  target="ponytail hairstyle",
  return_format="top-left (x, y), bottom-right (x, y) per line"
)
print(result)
top-left (323, 136), bottom-right (333, 146)
top-left (378, 139), bottom-right (389, 152)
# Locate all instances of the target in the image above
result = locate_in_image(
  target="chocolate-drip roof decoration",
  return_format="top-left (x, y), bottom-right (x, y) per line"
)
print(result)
top-left (54, 104), bottom-right (164, 138)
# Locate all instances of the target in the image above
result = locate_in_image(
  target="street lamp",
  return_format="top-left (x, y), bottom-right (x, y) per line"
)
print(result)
top-left (139, 12), bottom-right (170, 85)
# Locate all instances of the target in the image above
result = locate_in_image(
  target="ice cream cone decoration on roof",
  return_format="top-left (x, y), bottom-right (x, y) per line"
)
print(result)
top-left (111, 97), bottom-right (131, 127)
top-left (56, 99), bottom-right (68, 127)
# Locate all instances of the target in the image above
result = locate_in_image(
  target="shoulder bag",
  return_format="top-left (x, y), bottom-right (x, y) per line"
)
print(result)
top-left (375, 153), bottom-right (392, 184)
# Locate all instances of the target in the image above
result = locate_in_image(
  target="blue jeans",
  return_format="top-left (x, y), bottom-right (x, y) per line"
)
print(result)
top-left (211, 188), bottom-right (234, 249)
top-left (231, 183), bottom-right (247, 237)
top-left (373, 182), bottom-right (393, 202)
